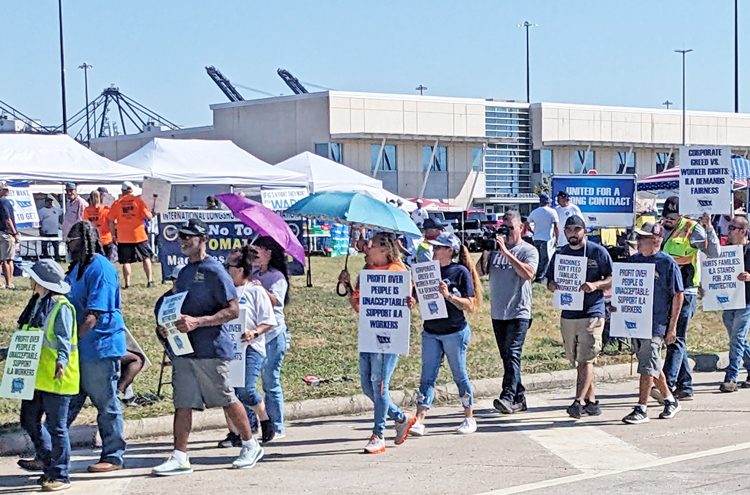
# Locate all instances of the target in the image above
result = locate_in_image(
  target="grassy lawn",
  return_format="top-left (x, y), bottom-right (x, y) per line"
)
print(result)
top-left (0, 254), bottom-right (729, 429)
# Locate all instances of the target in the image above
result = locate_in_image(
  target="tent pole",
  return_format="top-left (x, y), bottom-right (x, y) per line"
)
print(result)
top-left (306, 218), bottom-right (312, 287)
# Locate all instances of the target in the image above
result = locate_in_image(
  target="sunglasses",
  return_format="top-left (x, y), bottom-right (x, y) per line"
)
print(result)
top-left (728, 225), bottom-right (745, 232)
top-left (178, 233), bottom-right (199, 240)
top-left (224, 262), bottom-right (242, 269)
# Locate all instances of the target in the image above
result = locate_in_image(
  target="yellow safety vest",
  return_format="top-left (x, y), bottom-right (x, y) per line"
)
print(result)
top-left (22, 296), bottom-right (79, 396)
top-left (663, 217), bottom-right (700, 288)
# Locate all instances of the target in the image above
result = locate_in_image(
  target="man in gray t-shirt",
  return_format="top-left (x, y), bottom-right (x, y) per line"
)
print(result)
top-left (478, 210), bottom-right (538, 415)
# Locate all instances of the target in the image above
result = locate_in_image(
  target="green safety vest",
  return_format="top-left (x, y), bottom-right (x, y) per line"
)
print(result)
top-left (22, 296), bottom-right (79, 396)
top-left (662, 217), bottom-right (700, 288)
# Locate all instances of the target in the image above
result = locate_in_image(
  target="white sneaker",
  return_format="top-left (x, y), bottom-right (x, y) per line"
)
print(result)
top-left (409, 421), bottom-right (425, 437)
top-left (457, 417), bottom-right (477, 435)
top-left (394, 413), bottom-right (416, 445)
top-left (151, 455), bottom-right (193, 476)
top-left (364, 434), bottom-right (386, 454)
top-left (232, 444), bottom-right (264, 469)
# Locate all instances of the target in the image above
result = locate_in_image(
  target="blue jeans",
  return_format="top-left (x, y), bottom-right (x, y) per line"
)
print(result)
top-left (723, 305), bottom-right (750, 383)
top-left (262, 332), bottom-right (287, 434)
top-left (533, 240), bottom-right (550, 281)
top-left (417, 325), bottom-right (473, 410)
top-left (67, 358), bottom-right (126, 465)
top-left (359, 352), bottom-right (405, 436)
top-left (663, 293), bottom-right (696, 394)
top-left (236, 348), bottom-right (266, 417)
top-left (492, 318), bottom-right (530, 403)
top-left (20, 391), bottom-right (72, 483)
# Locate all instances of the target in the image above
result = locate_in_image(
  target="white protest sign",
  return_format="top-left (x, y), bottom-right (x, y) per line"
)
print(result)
top-left (552, 254), bottom-right (586, 310)
top-left (358, 269), bottom-right (412, 355)
top-left (0, 331), bottom-right (44, 400)
top-left (227, 308), bottom-right (248, 388)
top-left (609, 262), bottom-right (654, 339)
top-left (6, 181), bottom-right (39, 229)
top-left (157, 291), bottom-right (193, 356)
top-left (700, 246), bottom-right (745, 311)
top-left (679, 146), bottom-right (732, 216)
top-left (141, 177), bottom-right (171, 214)
top-left (261, 188), bottom-right (309, 211)
top-left (411, 261), bottom-right (448, 321)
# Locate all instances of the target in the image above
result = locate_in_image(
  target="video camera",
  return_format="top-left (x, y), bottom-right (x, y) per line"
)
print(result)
top-left (479, 225), bottom-right (511, 251)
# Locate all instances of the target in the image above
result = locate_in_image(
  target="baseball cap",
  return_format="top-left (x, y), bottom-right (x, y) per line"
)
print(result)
top-left (422, 217), bottom-right (446, 230)
top-left (565, 215), bottom-right (586, 229)
top-left (539, 193), bottom-right (550, 204)
top-left (635, 221), bottom-right (666, 238)
top-left (121, 181), bottom-right (135, 191)
top-left (64, 182), bottom-right (76, 190)
top-left (44, 196), bottom-right (53, 203)
top-left (556, 190), bottom-right (569, 199)
top-left (662, 196), bottom-right (680, 219)
top-left (178, 218), bottom-right (208, 237)
top-left (0, 181), bottom-right (7, 190)
top-left (428, 232), bottom-right (461, 251)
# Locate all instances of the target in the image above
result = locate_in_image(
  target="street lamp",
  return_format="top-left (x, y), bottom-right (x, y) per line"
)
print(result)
top-left (58, 0), bottom-right (67, 134)
top-left (517, 21), bottom-right (538, 103)
top-left (663, 100), bottom-right (673, 110)
top-left (78, 63), bottom-right (93, 145)
top-left (735, 0), bottom-right (739, 113)
top-left (675, 49), bottom-right (693, 146)
top-left (416, 85), bottom-right (427, 96)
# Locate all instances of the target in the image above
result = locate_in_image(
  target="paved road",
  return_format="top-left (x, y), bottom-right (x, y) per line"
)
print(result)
top-left (2, 371), bottom-right (750, 494)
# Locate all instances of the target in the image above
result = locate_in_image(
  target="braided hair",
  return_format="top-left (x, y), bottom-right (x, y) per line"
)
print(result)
top-left (67, 221), bottom-right (104, 280)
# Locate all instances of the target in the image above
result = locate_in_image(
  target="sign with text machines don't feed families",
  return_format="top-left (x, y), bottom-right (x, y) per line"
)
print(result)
top-left (700, 246), bottom-right (745, 311)
top-left (358, 269), bottom-right (412, 355)
top-left (609, 262), bottom-right (654, 339)
top-left (679, 146), bottom-right (732, 216)
top-left (551, 175), bottom-right (635, 229)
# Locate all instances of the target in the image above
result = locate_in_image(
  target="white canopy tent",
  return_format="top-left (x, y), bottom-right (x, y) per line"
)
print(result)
top-left (0, 133), bottom-right (145, 183)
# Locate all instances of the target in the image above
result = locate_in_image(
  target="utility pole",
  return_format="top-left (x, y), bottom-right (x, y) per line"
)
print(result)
top-left (736, 0), bottom-right (739, 112)
top-left (517, 21), bottom-right (538, 103)
top-left (416, 85), bottom-right (427, 96)
top-left (675, 49), bottom-right (693, 146)
top-left (663, 100), bottom-right (673, 110)
top-left (58, 0), bottom-right (68, 134)
top-left (78, 63), bottom-right (93, 145)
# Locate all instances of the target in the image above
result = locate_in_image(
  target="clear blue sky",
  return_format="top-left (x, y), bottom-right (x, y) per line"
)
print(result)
top-left (1, 0), bottom-right (747, 130)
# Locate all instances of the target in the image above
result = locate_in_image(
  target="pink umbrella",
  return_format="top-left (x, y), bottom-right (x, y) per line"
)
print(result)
top-left (216, 193), bottom-right (305, 264)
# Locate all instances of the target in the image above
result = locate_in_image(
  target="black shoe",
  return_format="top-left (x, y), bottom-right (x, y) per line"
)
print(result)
top-left (659, 400), bottom-right (682, 419)
top-left (147, 281), bottom-right (155, 288)
top-left (260, 419), bottom-right (275, 444)
top-left (37, 475), bottom-right (50, 486)
top-left (493, 398), bottom-right (515, 414)
top-left (566, 400), bottom-right (583, 419)
top-left (584, 400), bottom-right (602, 416)
top-left (122, 394), bottom-right (154, 407)
top-left (18, 458), bottom-right (44, 472)
top-left (622, 407), bottom-right (649, 424)
top-left (674, 390), bottom-right (693, 401)
top-left (218, 431), bottom-right (242, 448)
top-left (512, 397), bottom-right (528, 412)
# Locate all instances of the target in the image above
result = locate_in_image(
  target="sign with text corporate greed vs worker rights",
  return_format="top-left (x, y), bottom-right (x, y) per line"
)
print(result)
top-left (411, 261), bottom-right (448, 321)
top-left (551, 175), bottom-right (635, 229)
top-left (157, 291), bottom-right (193, 356)
top-left (553, 255), bottom-right (586, 310)
top-left (0, 331), bottom-right (43, 401)
top-left (358, 269), bottom-right (412, 355)
top-left (700, 246), bottom-right (745, 311)
top-left (609, 262), bottom-right (654, 339)
top-left (679, 146), bottom-right (732, 216)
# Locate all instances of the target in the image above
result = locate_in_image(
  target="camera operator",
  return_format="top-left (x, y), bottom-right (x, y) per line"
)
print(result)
top-left (477, 210), bottom-right (538, 414)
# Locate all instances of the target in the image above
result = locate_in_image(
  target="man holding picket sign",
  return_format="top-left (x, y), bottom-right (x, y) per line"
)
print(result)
top-left (546, 216), bottom-right (613, 419)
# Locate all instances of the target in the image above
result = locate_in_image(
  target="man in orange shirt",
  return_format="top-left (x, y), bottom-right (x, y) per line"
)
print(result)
top-left (108, 181), bottom-right (154, 288)
top-left (83, 190), bottom-right (116, 262)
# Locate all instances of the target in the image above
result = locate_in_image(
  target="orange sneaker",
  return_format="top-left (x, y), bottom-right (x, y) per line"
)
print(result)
top-left (394, 413), bottom-right (417, 445)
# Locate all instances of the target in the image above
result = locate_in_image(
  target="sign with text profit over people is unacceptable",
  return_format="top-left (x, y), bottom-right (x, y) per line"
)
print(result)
top-left (0, 331), bottom-right (43, 401)
top-left (679, 146), bottom-right (732, 216)
top-left (157, 291), bottom-right (193, 356)
top-left (411, 261), bottom-right (448, 321)
top-left (700, 246), bottom-right (745, 311)
top-left (553, 255), bottom-right (586, 311)
top-left (551, 175), bottom-right (635, 229)
top-left (227, 308), bottom-right (248, 388)
top-left (609, 262), bottom-right (654, 339)
top-left (358, 269), bottom-right (412, 355)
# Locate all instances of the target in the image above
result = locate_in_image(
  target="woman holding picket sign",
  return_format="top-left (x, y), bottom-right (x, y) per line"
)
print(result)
top-left (409, 232), bottom-right (482, 436)
top-left (339, 231), bottom-right (417, 454)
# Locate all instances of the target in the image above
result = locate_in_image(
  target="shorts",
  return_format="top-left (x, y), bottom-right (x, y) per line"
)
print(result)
top-left (102, 243), bottom-right (117, 263)
top-left (560, 317), bottom-right (605, 366)
top-left (0, 234), bottom-right (14, 261)
top-left (171, 357), bottom-right (237, 410)
top-left (117, 241), bottom-right (153, 264)
top-left (633, 336), bottom-right (664, 378)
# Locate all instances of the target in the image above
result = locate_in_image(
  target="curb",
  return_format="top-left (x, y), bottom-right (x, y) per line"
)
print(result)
top-left (0, 351), bottom-right (729, 456)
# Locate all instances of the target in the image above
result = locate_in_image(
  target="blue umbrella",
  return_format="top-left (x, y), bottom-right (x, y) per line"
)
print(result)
top-left (285, 192), bottom-right (421, 235)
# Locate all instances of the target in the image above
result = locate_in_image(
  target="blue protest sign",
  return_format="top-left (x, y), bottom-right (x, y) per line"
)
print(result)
top-left (551, 175), bottom-right (635, 229)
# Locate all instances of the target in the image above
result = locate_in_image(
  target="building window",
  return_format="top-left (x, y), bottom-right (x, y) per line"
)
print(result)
top-left (656, 152), bottom-right (675, 173)
top-left (371, 144), bottom-right (397, 172)
top-left (542, 149), bottom-right (553, 175)
top-left (314, 142), bottom-right (343, 163)
top-left (616, 151), bottom-right (636, 174)
top-left (574, 150), bottom-right (595, 174)
top-left (472, 147), bottom-right (484, 171)
top-left (423, 145), bottom-right (447, 172)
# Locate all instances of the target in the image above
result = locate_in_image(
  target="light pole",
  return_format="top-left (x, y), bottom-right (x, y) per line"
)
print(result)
top-left (517, 21), bottom-right (538, 103)
top-left (78, 63), bottom-right (93, 145)
top-left (416, 85), bottom-right (427, 96)
top-left (735, 0), bottom-right (739, 112)
top-left (675, 49), bottom-right (693, 146)
top-left (663, 100), bottom-right (673, 109)
top-left (58, 0), bottom-right (67, 134)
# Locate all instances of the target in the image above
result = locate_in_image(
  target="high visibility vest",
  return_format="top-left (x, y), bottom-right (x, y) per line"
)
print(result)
top-left (663, 217), bottom-right (700, 288)
top-left (22, 296), bottom-right (80, 395)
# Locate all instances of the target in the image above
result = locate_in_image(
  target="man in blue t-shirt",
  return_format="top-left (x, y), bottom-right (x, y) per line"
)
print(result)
top-left (619, 222), bottom-right (684, 425)
top-left (546, 216), bottom-right (612, 419)
top-left (152, 218), bottom-right (262, 476)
